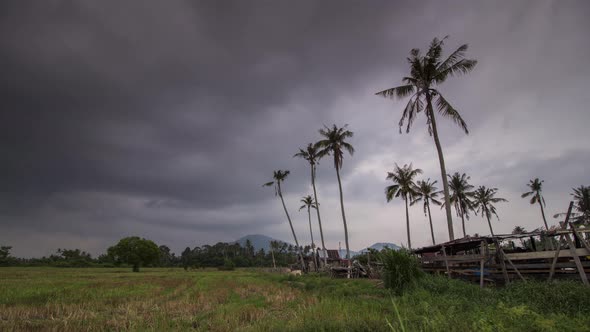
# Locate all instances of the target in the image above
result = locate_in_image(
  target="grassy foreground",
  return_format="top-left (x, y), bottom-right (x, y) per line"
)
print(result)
top-left (0, 267), bottom-right (589, 331)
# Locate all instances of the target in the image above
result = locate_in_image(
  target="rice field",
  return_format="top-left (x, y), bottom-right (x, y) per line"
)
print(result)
top-left (1, 267), bottom-right (589, 331)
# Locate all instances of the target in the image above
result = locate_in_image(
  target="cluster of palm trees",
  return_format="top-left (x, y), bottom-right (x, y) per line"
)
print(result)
top-left (385, 164), bottom-right (508, 249)
top-left (264, 36), bottom-right (590, 263)
top-left (264, 124), bottom-right (355, 270)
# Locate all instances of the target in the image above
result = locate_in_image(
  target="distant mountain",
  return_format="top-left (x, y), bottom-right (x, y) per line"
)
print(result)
top-left (358, 242), bottom-right (401, 253)
top-left (234, 234), bottom-right (291, 252)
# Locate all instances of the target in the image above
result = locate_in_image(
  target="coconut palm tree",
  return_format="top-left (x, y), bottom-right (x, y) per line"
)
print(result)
top-left (572, 185), bottom-right (590, 225)
top-left (299, 195), bottom-right (319, 270)
top-left (376, 36), bottom-right (477, 241)
top-left (385, 163), bottom-right (423, 249)
top-left (412, 178), bottom-right (442, 245)
top-left (315, 124), bottom-right (354, 260)
top-left (294, 143), bottom-right (328, 266)
top-left (446, 172), bottom-right (475, 238)
top-left (472, 186), bottom-right (508, 237)
top-left (263, 170), bottom-right (305, 270)
top-left (521, 178), bottom-right (550, 230)
top-left (555, 185), bottom-right (590, 226)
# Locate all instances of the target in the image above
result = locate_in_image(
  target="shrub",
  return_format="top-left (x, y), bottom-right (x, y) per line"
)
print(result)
top-left (379, 249), bottom-right (423, 294)
top-left (218, 258), bottom-right (236, 271)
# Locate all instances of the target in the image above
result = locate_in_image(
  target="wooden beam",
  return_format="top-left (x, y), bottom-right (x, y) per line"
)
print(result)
top-left (441, 245), bottom-right (450, 278)
top-left (564, 233), bottom-right (589, 286)
top-left (548, 235), bottom-right (564, 282)
top-left (498, 246), bottom-right (526, 282)
top-left (569, 222), bottom-right (590, 254)
top-left (506, 247), bottom-right (590, 260)
top-left (480, 241), bottom-right (485, 288)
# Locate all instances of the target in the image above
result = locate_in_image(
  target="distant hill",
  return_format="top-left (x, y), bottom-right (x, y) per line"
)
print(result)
top-left (358, 242), bottom-right (401, 253)
top-left (234, 234), bottom-right (291, 252)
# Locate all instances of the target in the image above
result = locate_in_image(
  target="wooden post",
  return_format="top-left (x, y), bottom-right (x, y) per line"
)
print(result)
top-left (495, 240), bottom-right (510, 284)
top-left (441, 245), bottom-right (451, 278)
top-left (548, 235), bottom-right (564, 282)
top-left (564, 233), bottom-right (589, 286)
top-left (479, 241), bottom-right (485, 288)
top-left (549, 201), bottom-right (574, 282)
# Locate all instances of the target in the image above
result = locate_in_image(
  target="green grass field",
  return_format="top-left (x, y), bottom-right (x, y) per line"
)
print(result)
top-left (1, 267), bottom-right (589, 331)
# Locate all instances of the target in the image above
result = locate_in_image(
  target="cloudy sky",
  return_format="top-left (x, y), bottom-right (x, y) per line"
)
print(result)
top-left (1, 0), bottom-right (589, 257)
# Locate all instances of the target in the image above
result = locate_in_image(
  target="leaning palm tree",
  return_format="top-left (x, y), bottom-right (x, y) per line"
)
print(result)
top-left (315, 124), bottom-right (354, 260)
top-left (376, 36), bottom-right (477, 241)
top-left (446, 172), bottom-right (475, 238)
top-left (294, 143), bottom-right (328, 266)
top-left (263, 170), bottom-right (305, 270)
top-left (472, 186), bottom-right (508, 237)
top-left (412, 178), bottom-right (442, 245)
top-left (521, 178), bottom-right (550, 230)
top-left (385, 163), bottom-right (423, 249)
top-left (299, 195), bottom-right (319, 270)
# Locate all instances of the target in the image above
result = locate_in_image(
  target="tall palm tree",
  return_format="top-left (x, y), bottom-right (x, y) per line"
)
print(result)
top-left (299, 195), bottom-right (319, 270)
top-left (521, 178), bottom-right (550, 230)
top-left (316, 124), bottom-right (354, 260)
top-left (294, 143), bottom-right (328, 266)
top-left (472, 186), bottom-right (508, 237)
top-left (263, 170), bottom-right (305, 270)
top-left (446, 172), bottom-right (475, 238)
top-left (376, 36), bottom-right (477, 241)
top-left (385, 163), bottom-right (423, 249)
top-left (412, 178), bottom-right (442, 245)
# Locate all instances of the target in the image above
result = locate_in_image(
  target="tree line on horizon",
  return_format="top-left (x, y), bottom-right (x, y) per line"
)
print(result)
top-left (0, 237), bottom-right (307, 271)
top-left (264, 36), bottom-right (590, 260)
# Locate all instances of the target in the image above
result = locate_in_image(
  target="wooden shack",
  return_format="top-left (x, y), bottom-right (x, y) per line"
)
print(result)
top-left (413, 225), bottom-right (590, 287)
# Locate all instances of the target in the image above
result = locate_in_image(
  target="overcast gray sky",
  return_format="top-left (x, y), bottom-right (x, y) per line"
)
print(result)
top-left (1, 0), bottom-right (589, 257)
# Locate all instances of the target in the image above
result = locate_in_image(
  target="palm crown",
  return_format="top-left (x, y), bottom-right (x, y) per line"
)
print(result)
top-left (521, 178), bottom-right (546, 206)
top-left (376, 36), bottom-right (477, 135)
top-left (263, 170), bottom-right (290, 196)
top-left (294, 143), bottom-right (320, 166)
top-left (412, 178), bottom-right (442, 214)
top-left (299, 195), bottom-right (317, 211)
top-left (472, 186), bottom-right (507, 221)
top-left (315, 124), bottom-right (354, 170)
top-left (385, 163), bottom-right (423, 202)
top-left (447, 172), bottom-right (475, 218)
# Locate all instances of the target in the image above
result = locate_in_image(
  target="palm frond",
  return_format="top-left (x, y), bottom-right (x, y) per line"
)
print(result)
top-left (375, 85), bottom-right (415, 99)
top-left (434, 92), bottom-right (469, 134)
top-left (435, 58), bottom-right (477, 82)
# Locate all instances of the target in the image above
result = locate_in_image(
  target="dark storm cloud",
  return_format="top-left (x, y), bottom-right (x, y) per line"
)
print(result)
top-left (2, 0), bottom-right (589, 256)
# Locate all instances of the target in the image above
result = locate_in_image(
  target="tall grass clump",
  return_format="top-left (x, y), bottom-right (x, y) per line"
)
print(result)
top-left (379, 249), bottom-right (423, 294)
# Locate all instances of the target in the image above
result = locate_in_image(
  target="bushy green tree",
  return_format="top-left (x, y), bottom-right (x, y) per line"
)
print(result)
top-left (107, 237), bottom-right (160, 272)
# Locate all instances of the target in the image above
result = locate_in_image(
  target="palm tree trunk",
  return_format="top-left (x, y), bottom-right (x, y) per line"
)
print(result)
top-left (335, 166), bottom-right (351, 267)
top-left (271, 248), bottom-right (276, 269)
top-left (405, 195), bottom-right (411, 249)
top-left (311, 165), bottom-right (328, 266)
top-left (426, 95), bottom-right (454, 241)
top-left (538, 200), bottom-right (549, 230)
top-left (426, 202), bottom-right (435, 245)
top-left (485, 209), bottom-right (495, 237)
top-left (307, 207), bottom-right (318, 271)
top-left (460, 206), bottom-right (467, 238)
top-left (277, 183), bottom-right (305, 271)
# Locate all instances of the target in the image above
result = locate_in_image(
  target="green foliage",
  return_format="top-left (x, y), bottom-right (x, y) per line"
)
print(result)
top-left (218, 258), bottom-right (236, 271)
top-left (500, 280), bottom-right (590, 315)
top-left (379, 249), bottom-right (423, 294)
top-left (107, 237), bottom-right (160, 272)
